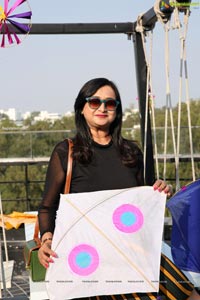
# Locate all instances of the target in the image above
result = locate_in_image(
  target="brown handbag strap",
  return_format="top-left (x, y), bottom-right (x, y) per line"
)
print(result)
top-left (34, 138), bottom-right (73, 242)
top-left (33, 218), bottom-right (40, 243)
top-left (64, 138), bottom-right (73, 194)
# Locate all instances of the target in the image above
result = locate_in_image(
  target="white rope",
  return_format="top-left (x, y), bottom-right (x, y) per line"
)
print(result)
top-left (158, 3), bottom-right (194, 187)
top-left (137, 2), bottom-right (195, 185)
top-left (171, 6), bottom-right (186, 189)
top-left (176, 29), bottom-right (184, 190)
top-left (135, 13), bottom-right (146, 33)
top-left (182, 11), bottom-right (196, 181)
top-left (163, 22), bottom-right (170, 181)
top-left (154, 0), bottom-right (171, 24)
top-left (171, 3), bottom-right (185, 190)
top-left (148, 32), bottom-right (160, 180)
top-left (176, 9), bottom-right (195, 189)
top-left (171, 3), bottom-right (182, 30)
top-left (153, 1), bottom-right (179, 183)
top-left (163, 22), bottom-right (178, 182)
top-left (141, 32), bottom-right (149, 183)
top-left (144, 64), bottom-right (150, 182)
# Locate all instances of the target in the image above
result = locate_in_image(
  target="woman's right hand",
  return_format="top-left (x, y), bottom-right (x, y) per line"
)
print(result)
top-left (38, 234), bottom-right (57, 268)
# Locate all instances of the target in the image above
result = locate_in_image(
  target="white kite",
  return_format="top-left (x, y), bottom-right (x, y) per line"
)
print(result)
top-left (46, 186), bottom-right (166, 300)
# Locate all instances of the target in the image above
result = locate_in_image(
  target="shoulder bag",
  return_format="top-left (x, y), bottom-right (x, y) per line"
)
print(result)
top-left (23, 139), bottom-right (73, 282)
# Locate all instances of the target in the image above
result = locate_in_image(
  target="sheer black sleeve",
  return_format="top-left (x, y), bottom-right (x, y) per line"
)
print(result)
top-left (135, 146), bottom-right (144, 186)
top-left (38, 140), bottom-right (69, 238)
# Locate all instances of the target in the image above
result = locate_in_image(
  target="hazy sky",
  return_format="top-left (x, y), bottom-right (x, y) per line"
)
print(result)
top-left (0, 0), bottom-right (199, 114)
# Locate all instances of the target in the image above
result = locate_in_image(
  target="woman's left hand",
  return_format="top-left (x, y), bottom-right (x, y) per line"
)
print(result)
top-left (153, 179), bottom-right (173, 197)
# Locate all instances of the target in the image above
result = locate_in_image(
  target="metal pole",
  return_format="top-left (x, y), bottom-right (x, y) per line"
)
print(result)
top-left (132, 32), bottom-right (155, 185)
top-left (6, 22), bottom-right (135, 35)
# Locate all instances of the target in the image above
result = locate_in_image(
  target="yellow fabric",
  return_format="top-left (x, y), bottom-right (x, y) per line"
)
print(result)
top-left (0, 211), bottom-right (37, 230)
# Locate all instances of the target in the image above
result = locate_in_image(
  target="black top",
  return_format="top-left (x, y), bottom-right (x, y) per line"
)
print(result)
top-left (38, 139), bottom-right (144, 237)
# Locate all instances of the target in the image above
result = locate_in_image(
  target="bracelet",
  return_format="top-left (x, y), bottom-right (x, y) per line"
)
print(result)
top-left (41, 237), bottom-right (52, 245)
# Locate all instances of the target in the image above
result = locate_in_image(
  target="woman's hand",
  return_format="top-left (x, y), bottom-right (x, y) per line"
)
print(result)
top-left (38, 233), bottom-right (57, 268)
top-left (153, 179), bottom-right (173, 197)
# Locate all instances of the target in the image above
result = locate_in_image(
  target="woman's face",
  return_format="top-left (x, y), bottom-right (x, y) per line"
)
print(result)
top-left (82, 85), bottom-right (117, 132)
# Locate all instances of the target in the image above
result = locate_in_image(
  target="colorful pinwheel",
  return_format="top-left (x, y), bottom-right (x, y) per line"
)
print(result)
top-left (0, 0), bottom-right (32, 48)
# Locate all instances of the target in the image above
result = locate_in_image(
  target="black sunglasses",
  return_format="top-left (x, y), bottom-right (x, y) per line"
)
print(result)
top-left (85, 97), bottom-right (119, 111)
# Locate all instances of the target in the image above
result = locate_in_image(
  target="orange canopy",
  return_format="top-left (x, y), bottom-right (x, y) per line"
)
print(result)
top-left (0, 211), bottom-right (37, 230)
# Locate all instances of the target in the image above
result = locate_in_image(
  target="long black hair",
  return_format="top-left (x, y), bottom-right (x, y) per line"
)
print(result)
top-left (73, 77), bottom-right (141, 167)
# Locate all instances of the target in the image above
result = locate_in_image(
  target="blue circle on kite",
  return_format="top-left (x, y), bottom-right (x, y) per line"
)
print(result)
top-left (120, 211), bottom-right (136, 226)
top-left (68, 244), bottom-right (99, 276)
top-left (75, 252), bottom-right (92, 268)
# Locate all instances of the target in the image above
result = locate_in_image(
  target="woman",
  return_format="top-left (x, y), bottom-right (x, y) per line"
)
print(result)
top-left (38, 78), bottom-right (197, 300)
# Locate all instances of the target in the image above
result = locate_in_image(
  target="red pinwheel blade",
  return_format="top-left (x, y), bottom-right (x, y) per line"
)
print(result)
top-left (2, 22), bottom-right (14, 45)
top-left (7, 0), bottom-right (26, 16)
top-left (6, 28), bottom-right (14, 45)
top-left (13, 31), bottom-right (21, 44)
top-left (5, 21), bottom-right (21, 44)
top-left (1, 32), bottom-right (5, 47)
top-left (4, 0), bottom-right (8, 14)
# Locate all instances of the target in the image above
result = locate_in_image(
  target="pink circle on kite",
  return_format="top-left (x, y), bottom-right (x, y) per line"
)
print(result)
top-left (68, 244), bottom-right (99, 276)
top-left (112, 204), bottom-right (144, 233)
